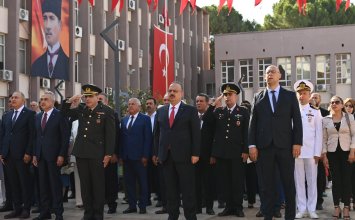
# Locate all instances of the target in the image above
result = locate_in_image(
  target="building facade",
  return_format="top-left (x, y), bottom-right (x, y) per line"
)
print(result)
top-left (214, 25), bottom-right (355, 106)
top-left (0, 0), bottom-right (210, 116)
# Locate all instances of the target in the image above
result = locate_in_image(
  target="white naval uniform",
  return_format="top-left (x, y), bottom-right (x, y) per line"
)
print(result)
top-left (294, 104), bottom-right (323, 213)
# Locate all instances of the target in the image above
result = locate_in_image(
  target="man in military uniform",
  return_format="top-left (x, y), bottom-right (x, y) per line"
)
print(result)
top-left (205, 83), bottom-right (249, 217)
top-left (293, 80), bottom-right (323, 219)
top-left (62, 84), bottom-right (116, 220)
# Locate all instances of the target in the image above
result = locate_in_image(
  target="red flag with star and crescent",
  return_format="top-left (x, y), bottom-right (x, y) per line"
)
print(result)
top-left (153, 26), bottom-right (174, 100)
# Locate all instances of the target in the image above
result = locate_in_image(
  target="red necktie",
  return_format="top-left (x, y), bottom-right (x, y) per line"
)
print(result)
top-left (169, 106), bottom-right (175, 128)
top-left (41, 112), bottom-right (47, 131)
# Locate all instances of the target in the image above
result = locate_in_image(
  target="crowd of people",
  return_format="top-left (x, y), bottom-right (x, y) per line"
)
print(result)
top-left (0, 64), bottom-right (354, 220)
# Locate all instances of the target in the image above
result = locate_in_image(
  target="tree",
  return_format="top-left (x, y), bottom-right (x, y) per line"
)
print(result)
top-left (263, 0), bottom-right (355, 30)
top-left (203, 5), bottom-right (261, 69)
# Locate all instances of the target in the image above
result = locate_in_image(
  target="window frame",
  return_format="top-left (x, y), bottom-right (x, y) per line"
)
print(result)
top-left (220, 60), bottom-right (235, 84)
top-left (335, 53), bottom-right (351, 84)
top-left (258, 58), bottom-right (272, 88)
top-left (239, 59), bottom-right (253, 88)
top-left (296, 56), bottom-right (311, 80)
top-left (315, 54), bottom-right (330, 86)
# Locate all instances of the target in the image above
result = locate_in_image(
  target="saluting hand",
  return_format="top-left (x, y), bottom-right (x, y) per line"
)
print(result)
top-left (249, 147), bottom-right (258, 162)
top-left (292, 145), bottom-right (301, 158)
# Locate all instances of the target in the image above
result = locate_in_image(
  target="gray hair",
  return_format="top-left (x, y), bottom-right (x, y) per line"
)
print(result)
top-left (129, 98), bottom-right (141, 106)
top-left (44, 91), bottom-right (56, 102)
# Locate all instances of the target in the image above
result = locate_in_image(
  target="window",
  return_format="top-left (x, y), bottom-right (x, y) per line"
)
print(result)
top-left (221, 60), bottom-right (234, 84)
top-left (0, 98), bottom-right (5, 118)
top-left (74, 0), bottom-right (79, 26)
top-left (336, 53), bottom-right (351, 84)
top-left (316, 55), bottom-right (330, 85)
top-left (19, 39), bottom-right (26, 74)
top-left (277, 57), bottom-right (291, 87)
top-left (20, 0), bottom-right (26, 9)
top-left (89, 56), bottom-right (94, 83)
top-left (0, 0), bottom-right (4, 7)
top-left (89, 5), bottom-right (93, 34)
top-left (239, 59), bottom-right (253, 88)
top-left (0, 35), bottom-right (4, 69)
top-left (258, 58), bottom-right (272, 87)
top-left (74, 53), bottom-right (79, 82)
top-left (296, 56), bottom-right (311, 80)
top-left (206, 83), bottom-right (215, 97)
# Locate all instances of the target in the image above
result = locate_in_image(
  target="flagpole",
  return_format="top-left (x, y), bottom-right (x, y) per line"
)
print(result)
top-left (164, 0), bottom-right (168, 94)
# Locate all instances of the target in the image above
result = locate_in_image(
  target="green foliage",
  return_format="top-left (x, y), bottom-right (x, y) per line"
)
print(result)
top-left (203, 5), bottom-right (262, 69)
top-left (263, 0), bottom-right (355, 30)
top-left (108, 89), bottom-right (152, 117)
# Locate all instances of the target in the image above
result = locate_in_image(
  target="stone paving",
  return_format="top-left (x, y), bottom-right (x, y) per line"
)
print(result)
top-left (1, 189), bottom-right (354, 219)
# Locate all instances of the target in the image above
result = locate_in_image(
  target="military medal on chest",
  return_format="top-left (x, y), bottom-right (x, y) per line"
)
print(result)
top-left (306, 110), bottom-right (314, 123)
top-left (235, 108), bottom-right (241, 127)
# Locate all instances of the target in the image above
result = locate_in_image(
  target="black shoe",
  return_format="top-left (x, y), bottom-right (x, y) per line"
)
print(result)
top-left (273, 211), bottom-right (282, 218)
top-left (33, 214), bottom-right (52, 220)
top-left (236, 210), bottom-right (245, 217)
top-left (107, 208), bottom-right (116, 214)
top-left (155, 207), bottom-right (167, 214)
top-left (316, 204), bottom-right (323, 210)
top-left (155, 201), bottom-right (162, 207)
top-left (218, 208), bottom-right (233, 216)
top-left (0, 204), bottom-right (13, 212)
top-left (122, 207), bottom-right (137, 214)
top-left (139, 208), bottom-right (146, 214)
top-left (4, 211), bottom-right (22, 219)
top-left (31, 208), bottom-right (40, 214)
top-left (256, 210), bottom-right (264, 217)
top-left (19, 210), bottom-right (30, 219)
top-left (206, 209), bottom-right (215, 215)
top-left (76, 205), bottom-right (84, 209)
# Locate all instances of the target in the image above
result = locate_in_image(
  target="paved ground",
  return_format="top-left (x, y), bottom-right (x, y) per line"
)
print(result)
top-left (0, 189), bottom-right (354, 220)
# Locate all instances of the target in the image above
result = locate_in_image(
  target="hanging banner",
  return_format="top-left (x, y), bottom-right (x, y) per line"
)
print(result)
top-left (153, 26), bottom-right (174, 100)
top-left (31, 0), bottom-right (69, 80)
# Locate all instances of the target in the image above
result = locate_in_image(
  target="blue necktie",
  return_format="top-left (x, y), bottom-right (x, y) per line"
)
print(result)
top-left (12, 110), bottom-right (18, 127)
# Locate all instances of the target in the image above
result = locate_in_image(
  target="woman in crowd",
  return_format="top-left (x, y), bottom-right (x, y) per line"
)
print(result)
top-left (322, 96), bottom-right (355, 219)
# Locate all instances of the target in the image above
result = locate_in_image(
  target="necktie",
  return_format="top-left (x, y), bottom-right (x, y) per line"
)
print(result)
top-left (169, 106), bottom-right (175, 128)
top-left (12, 110), bottom-right (18, 127)
top-left (128, 116), bottom-right (134, 130)
top-left (199, 114), bottom-right (203, 129)
top-left (41, 112), bottom-right (47, 130)
top-left (47, 48), bottom-right (59, 77)
top-left (271, 90), bottom-right (277, 112)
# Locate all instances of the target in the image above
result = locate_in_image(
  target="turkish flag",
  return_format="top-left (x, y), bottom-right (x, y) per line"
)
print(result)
top-left (153, 26), bottom-right (174, 100)
top-left (89, 0), bottom-right (94, 6)
top-left (255, 0), bottom-right (262, 6)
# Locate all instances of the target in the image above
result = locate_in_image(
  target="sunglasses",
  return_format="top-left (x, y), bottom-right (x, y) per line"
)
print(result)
top-left (330, 100), bottom-right (341, 105)
top-left (345, 104), bottom-right (354, 108)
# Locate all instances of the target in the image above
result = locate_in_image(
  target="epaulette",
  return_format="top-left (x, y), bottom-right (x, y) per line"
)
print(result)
top-left (310, 105), bottom-right (319, 110)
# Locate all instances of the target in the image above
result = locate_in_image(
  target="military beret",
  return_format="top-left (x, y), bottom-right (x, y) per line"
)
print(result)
top-left (221, 83), bottom-right (240, 95)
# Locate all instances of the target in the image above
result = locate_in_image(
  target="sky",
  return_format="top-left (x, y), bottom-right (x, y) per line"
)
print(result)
top-left (196, 0), bottom-right (355, 24)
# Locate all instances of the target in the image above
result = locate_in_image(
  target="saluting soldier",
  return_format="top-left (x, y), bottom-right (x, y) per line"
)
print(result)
top-left (293, 80), bottom-right (323, 219)
top-left (205, 83), bottom-right (249, 217)
top-left (61, 84), bottom-right (116, 220)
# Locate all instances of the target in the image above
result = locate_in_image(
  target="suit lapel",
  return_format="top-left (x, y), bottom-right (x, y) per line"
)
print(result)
top-left (12, 108), bottom-right (26, 129)
top-left (260, 89), bottom-right (273, 113)
top-left (43, 109), bottom-right (56, 132)
top-left (274, 87), bottom-right (284, 113)
top-left (171, 103), bottom-right (185, 128)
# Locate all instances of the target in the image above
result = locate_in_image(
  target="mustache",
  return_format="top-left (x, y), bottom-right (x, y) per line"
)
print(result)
top-left (169, 95), bottom-right (175, 98)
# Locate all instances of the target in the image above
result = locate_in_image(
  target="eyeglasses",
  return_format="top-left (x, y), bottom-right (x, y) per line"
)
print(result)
top-left (330, 100), bottom-right (341, 105)
top-left (345, 104), bottom-right (354, 108)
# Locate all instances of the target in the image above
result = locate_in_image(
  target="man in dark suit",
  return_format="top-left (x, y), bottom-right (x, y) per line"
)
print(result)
top-left (194, 93), bottom-right (216, 215)
top-left (61, 84), bottom-right (116, 220)
top-left (120, 98), bottom-right (152, 214)
top-left (249, 65), bottom-right (303, 220)
top-left (310, 92), bottom-right (329, 211)
top-left (97, 93), bottom-right (120, 214)
top-left (153, 81), bottom-right (201, 220)
top-left (31, 0), bottom-right (69, 80)
top-left (205, 84), bottom-right (249, 217)
top-left (32, 91), bottom-right (69, 220)
top-left (0, 91), bottom-right (36, 219)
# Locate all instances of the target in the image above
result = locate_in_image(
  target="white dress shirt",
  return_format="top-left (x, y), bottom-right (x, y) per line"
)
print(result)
top-left (126, 112), bottom-right (139, 129)
top-left (169, 101), bottom-right (182, 118)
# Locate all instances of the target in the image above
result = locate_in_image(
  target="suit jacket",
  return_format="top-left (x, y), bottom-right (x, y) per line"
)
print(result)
top-left (0, 107), bottom-right (36, 159)
top-left (199, 111), bottom-right (215, 160)
top-left (31, 46), bottom-right (69, 80)
top-left (154, 102), bottom-right (201, 163)
top-left (322, 112), bottom-right (355, 153)
top-left (119, 113), bottom-right (152, 160)
top-left (34, 109), bottom-right (70, 161)
top-left (206, 105), bottom-right (249, 159)
top-left (61, 101), bottom-right (116, 159)
top-left (248, 87), bottom-right (303, 149)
